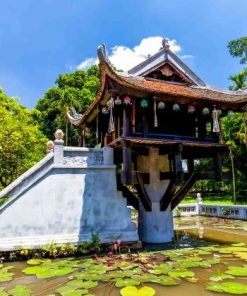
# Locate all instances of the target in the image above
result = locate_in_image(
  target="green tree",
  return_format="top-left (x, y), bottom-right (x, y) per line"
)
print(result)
top-left (35, 65), bottom-right (100, 146)
top-left (0, 89), bottom-right (47, 189)
top-left (228, 36), bottom-right (247, 64)
top-left (229, 68), bottom-right (247, 90)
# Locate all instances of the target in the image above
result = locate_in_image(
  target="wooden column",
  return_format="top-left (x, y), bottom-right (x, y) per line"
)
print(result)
top-left (142, 112), bottom-right (148, 137)
top-left (187, 158), bottom-right (194, 173)
top-left (121, 140), bottom-right (132, 184)
top-left (123, 107), bottom-right (131, 137)
top-left (173, 144), bottom-right (184, 184)
top-left (214, 151), bottom-right (223, 181)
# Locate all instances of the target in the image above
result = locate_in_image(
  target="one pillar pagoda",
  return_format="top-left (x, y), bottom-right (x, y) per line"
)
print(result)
top-left (69, 39), bottom-right (247, 243)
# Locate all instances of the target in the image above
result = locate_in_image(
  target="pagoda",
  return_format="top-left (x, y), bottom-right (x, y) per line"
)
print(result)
top-left (68, 39), bottom-right (247, 243)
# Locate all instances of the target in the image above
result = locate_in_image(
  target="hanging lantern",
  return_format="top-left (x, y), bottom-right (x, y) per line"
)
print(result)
top-left (101, 107), bottom-right (109, 115)
top-left (140, 99), bottom-right (148, 108)
top-left (188, 105), bottom-right (195, 114)
top-left (123, 96), bottom-right (132, 106)
top-left (212, 106), bottom-right (220, 133)
top-left (228, 110), bottom-right (235, 118)
top-left (202, 107), bottom-right (210, 116)
top-left (114, 97), bottom-right (122, 106)
top-left (107, 99), bottom-right (113, 110)
top-left (173, 103), bottom-right (180, 112)
top-left (158, 101), bottom-right (166, 110)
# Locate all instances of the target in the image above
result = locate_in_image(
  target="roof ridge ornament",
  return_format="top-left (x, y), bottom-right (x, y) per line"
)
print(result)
top-left (162, 38), bottom-right (170, 50)
top-left (97, 44), bottom-right (108, 62)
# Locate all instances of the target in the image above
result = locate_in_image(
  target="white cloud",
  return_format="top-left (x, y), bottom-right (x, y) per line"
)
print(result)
top-left (77, 57), bottom-right (98, 70)
top-left (77, 36), bottom-right (183, 71)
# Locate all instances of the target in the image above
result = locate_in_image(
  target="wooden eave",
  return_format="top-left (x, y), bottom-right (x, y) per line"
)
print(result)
top-left (76, 60), bottom-right (247, 126)
top-left (108, 136), bottom-right (228, 159)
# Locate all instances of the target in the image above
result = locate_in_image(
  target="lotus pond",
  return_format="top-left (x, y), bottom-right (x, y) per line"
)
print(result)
top-left (1, 216), bottom-right (247, 296)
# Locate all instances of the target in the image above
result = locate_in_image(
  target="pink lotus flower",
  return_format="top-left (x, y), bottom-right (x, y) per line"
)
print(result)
top-left (116, 239), bottom-right (121, 246)
top-left (107, 251), bottom-right (113, 257)
top-left (92, 253), bottom-right (99, 260)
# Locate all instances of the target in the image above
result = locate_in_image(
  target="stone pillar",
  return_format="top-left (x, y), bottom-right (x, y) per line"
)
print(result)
top-left (54, 129), bottom-right (64, 164)
top-left (137, 148), bottom-right (174, 243)
top-left (196, 193), bottom-right (203, 215)
top-left (103, 147), bottom-right (114, 165)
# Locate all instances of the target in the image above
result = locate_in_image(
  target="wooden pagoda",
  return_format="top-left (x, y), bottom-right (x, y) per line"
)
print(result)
top-left (68, 39), bottom-right (247, 242)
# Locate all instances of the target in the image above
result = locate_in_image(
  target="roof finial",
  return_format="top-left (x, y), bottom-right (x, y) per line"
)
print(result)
top-left (97, 44), bottom-right (108, 62)
top-left (162, 38), bottom-right (170, 50)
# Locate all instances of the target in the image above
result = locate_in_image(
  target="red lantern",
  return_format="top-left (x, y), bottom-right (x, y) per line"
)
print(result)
top-left (123, 96), bottom-right (132, 106)
top-left (188, 105), bottom-right (195, 114)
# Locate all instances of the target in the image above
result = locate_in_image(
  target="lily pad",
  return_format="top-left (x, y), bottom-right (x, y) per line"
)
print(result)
top-left (22, 263), bottom-right (76, 279)
top-left (209, 269), bottom-right (235, 282)
top-left (115, 278), bottom-right (141, 288)
top-left (207, 282), bottom-right (247, 294)
top-left (0, 266), bottom-right (14, 283)
top-left (226, 265), bottom-right (247, 277)
top-left (150, 264), bottom-right (173, 274)
top-left (120, 286), bottom-right (155, 296)
top-left (56, 286), bottom-right (89, 296)
top-left (8, 285), bottom-right (32, 296)
top-left (168, 270), bottom-right (195, 278)
top-left (0, 288), bottom-right (8, 296)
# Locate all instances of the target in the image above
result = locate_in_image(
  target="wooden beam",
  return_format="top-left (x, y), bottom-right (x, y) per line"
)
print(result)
top-left (187, 158), bottom-right (194, 173)
top-left (173, 144), bottom-right (184, 184)
top-left (142, 112), bottom-right (149, 137)
top-left (171, 172), bottom-right (197, 210)
top-left (160, 171), bottom-right (174, 180)
top-left (121, 140), bottom-right (132, 185)
top-left (135, 172), bottom-right (152, 211)
top-left (160, 179), bottom-right (177, 211)
top-left (123, 107), bottom-right (131, 137)
top-left (116, 175), bottom-right (139, 210)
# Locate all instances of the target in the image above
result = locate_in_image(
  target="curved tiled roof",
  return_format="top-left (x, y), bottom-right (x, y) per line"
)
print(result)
top-left (69, 59), bottom-right (247, 126)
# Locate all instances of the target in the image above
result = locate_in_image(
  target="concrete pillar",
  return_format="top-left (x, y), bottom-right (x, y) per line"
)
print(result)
top-left (137, 148), bottom-right (174, 243)
top-left (103, 147), bottom-right (114, 165)
top-left (54, 129), bottom-right (64, 164)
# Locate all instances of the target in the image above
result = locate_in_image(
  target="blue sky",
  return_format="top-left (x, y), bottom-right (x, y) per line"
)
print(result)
top-left (0, 0), bottom-right (246, 108)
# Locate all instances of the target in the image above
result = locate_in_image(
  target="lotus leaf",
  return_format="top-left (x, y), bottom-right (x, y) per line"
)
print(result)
top-left (151, 276), bottom-right (179, 286)
top-left (22, 264), bottom-right (76, 278)
top-left (120, 286), bottom-right (155, 296)
top-left (79, 262), bottom-right (94, 269)
top-left (8, 285), bottom-right (32, 296)
top-left (75, 273), bottom-right (102, 281)
top-left (56, 286), bottom-right (89, 296)
top-left (67, 280), bottom-right (97, 289)
top-left (26, 259), bottom-right (50, 265)
top-left (225, 265), bottom-right (247, 276)
top-left (0, 266), bottom-right (14, 282)
top-left (234, 252), bottom-right (247, 261)
top-left (209, 269), bottom-right (235, 282)
top-left (168, 270), bottom-right (195, 278)
top-left (207, 282), bottom-right (247, 294)
top-left (0, 288), bottom-right (8, 296)
top-left (185, 277), bottom-right (199, 283)
top-left (150, 264), bottom-right (173, 274)
top-left (87, 266), bottom-right (107, 274)
top-left (231, 243), bottom-right (246, 247)
top-left (115, 278), bottom-right (141, 288)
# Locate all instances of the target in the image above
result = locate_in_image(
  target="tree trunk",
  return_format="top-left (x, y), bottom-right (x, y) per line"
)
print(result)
top-left (229, 147), bottom-right (236, 204)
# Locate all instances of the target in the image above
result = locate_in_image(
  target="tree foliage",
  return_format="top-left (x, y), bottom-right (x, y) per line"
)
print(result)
top-left (35, 65), bottom-right (100, 146)
top-left (228, 36), bottom-right (247, 64)
top-left (0, 89), bottom-right (47, 189)
top-left (193, 36), bottom-right (247, 201)
top-left (229, 68), bottom-right (247, 90)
